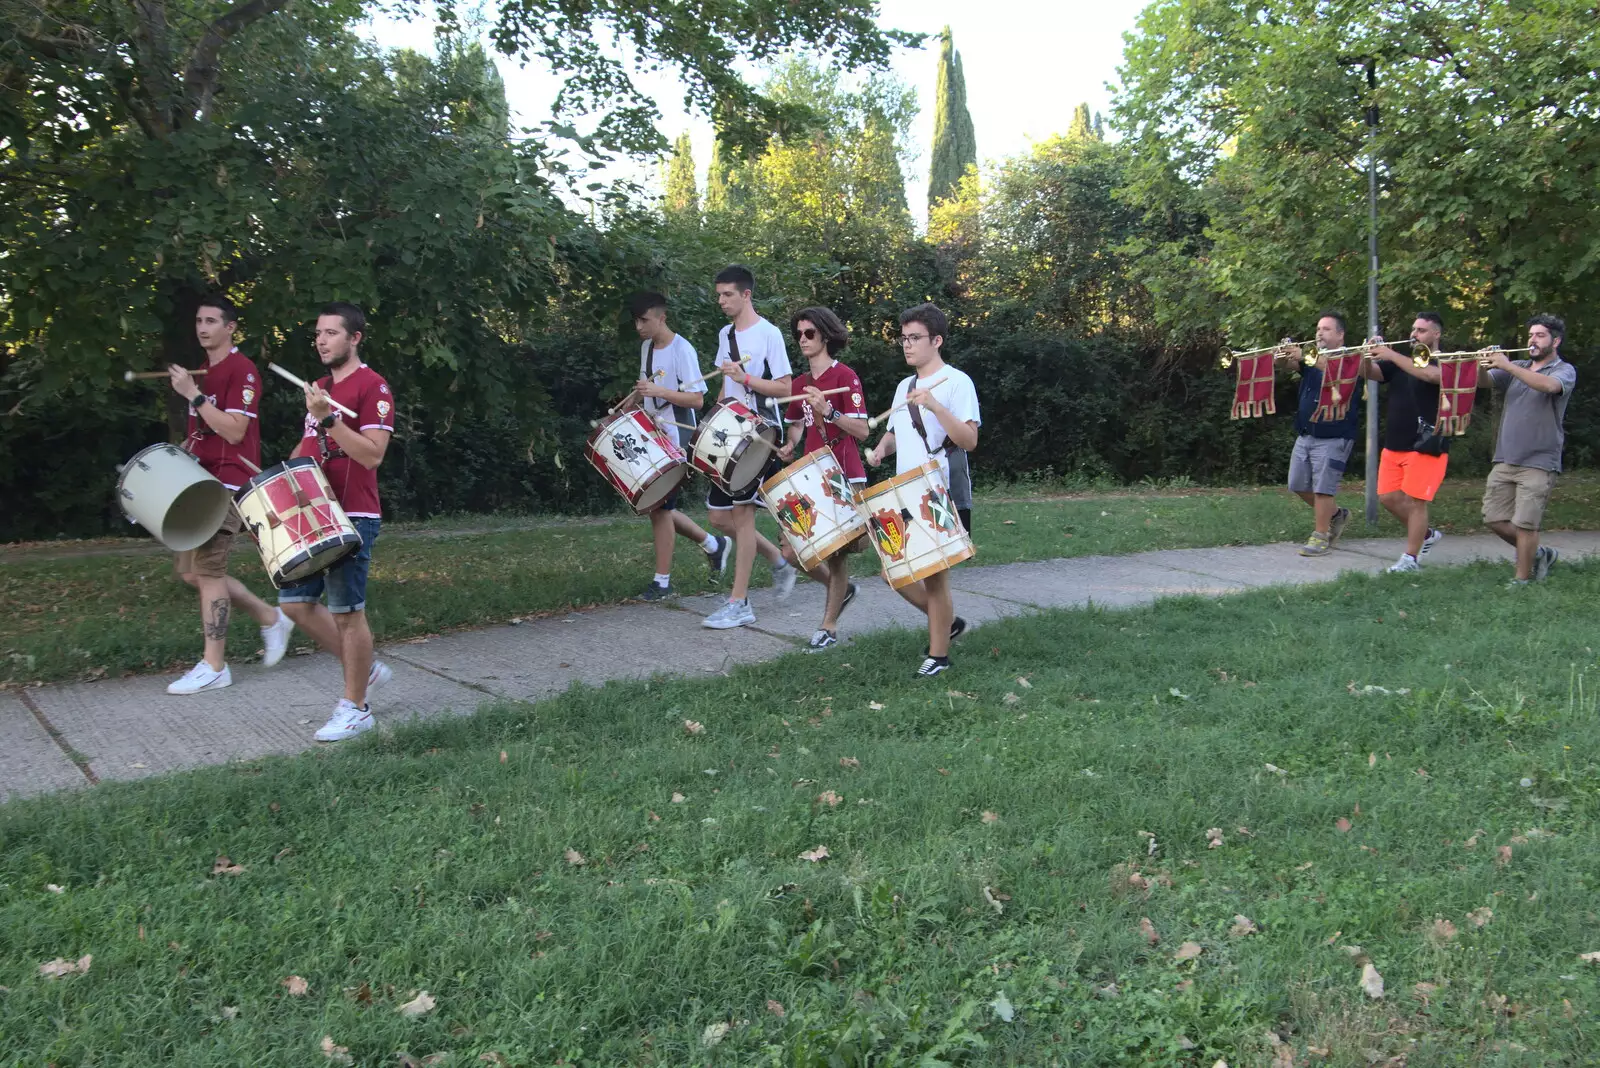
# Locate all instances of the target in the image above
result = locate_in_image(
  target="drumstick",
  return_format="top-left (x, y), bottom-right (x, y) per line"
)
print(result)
top-left (682, 358), bottom-right (747, 390)
top-left (239, 456), bottom-right (262, 475)
top-left (606, 387), bottom-right (641, 416)
top-left (266, 361), bottom-right (358, 419)
top-left (866, 376), bottom-right (948, 430)
top-left (124, 367), bottom-right (211, 382)
top-left (772, 386), bottom-right (851, 404)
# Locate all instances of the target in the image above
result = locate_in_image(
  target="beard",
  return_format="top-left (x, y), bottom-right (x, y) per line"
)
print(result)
top-left (322, 348), bottom-right (354, 370)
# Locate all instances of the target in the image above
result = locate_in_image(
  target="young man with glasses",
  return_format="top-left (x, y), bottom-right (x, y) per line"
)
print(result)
top-left (866, 303), bottom-right (980, 678)
top-left (776, 306), bottom-right (870, 651)
top-left (702, 265), bottom-right (799, 629)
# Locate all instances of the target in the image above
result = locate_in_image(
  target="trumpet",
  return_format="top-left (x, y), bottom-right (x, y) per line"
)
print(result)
top-left (1309, 337), bottom-right (1430, 362)
top-left (1219, 339), bottom-right (1318, 370)
top-left (1418, 345), bottom-right (1533, 368)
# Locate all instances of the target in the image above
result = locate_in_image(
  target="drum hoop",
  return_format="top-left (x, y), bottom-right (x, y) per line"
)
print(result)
top-left (760, 447), bottom-right (840, 497)
top-left (857, 459), bottom-right (943, 506)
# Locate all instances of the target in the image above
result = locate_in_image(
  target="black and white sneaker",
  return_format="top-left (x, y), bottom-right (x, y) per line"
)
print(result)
top-left (637, 582), bottom-right (674, 602)
top-left (949, 616), bottom-right (968, 642)
top-left (915, 655), bottom-right (951, 678)
top-left (1419, 528), bottom-right (1443, 556)
top-left (839, 581), bottom-right (859, 619)
top-left (807, 629), bottom-right (838, 652)
top-left (706, 538), bottom-right (730, 576)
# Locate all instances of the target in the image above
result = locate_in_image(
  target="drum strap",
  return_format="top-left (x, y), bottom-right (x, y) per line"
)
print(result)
top-left (641, 340), bottom-right (696, 437)
top-left (726, 328), bottom-right (777, 426)
top-left (902, 375), bottom-right (956, 456)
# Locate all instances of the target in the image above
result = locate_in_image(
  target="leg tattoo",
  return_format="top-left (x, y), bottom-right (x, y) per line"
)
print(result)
top-left (204, 597), bottom-right (231, 641)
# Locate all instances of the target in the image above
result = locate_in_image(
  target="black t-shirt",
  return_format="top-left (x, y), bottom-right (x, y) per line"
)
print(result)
top-left (1376, 360), bottom-right (1448, 454)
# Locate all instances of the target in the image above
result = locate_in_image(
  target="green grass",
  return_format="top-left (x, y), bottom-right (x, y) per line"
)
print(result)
top-left (4, 473), bottom-right (1598, 685)
top-left (3, 564), bottom-right (1598, 1065)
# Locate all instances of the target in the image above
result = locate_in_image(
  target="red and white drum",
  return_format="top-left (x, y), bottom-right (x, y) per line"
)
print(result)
top-left (688, 398), bottom-right (779, 493)
top-left (760, 448), bottom-right (868, 570)
top-left (585, 408), bottom-right (688, 514)
top-left (234, 457), bottom-right (362, 588)
top-left (857, 460), bottom-right (975, 590)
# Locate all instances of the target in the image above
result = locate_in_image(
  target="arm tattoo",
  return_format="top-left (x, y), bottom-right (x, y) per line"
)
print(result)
top-left (205, 597), bottom-right (231, 641)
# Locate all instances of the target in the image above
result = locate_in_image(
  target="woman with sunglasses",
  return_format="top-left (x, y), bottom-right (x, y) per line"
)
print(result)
top-left (777, 306), bottom-right (872, 651)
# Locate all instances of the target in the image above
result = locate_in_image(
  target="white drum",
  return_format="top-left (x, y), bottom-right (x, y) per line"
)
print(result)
top-left (234, 457), bottom-right (362, 588)
top-left (857, 460), bottom-right (975, 590)
top-left (585, 409), bottom-right (689, 514)
top-left (760, 448), bottom-right (868, 570)
top-left (688, 398), bottom-right (779, 493)
top-left (115, 444), bottom-right (232, 552)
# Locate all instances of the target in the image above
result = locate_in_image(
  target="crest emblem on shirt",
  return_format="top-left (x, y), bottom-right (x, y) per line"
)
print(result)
top-left (851, 392), bottom-right (862, 408)
top-left (869, 507), bottom-right (911, 561)
top-left (379, 383), bottom-right (390, 394)
top-left (919, 486), bottom-right (959, 535)
top-left (774, 492), bottom-right (818, 540)
top-left (242, 387), bottom-right (255, 406)
top-left (377, 400), bottom-right (391, 419)
top-left (246, 373), bottom-right (256, 383)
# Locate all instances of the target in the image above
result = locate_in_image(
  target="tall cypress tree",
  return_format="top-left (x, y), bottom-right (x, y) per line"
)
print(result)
top-left (928, 26), bottom-right (977, 209)
top-left (1067, 102), bottom-right (1103, 142)
top-left (664, 131), bottom-right (699, 216)
top-left (704, 136), bottom-right (734, 213)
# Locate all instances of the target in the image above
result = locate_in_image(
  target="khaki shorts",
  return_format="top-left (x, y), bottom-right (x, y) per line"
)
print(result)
top-left (1482, 463), bottom-right (1556, 530)
top-left (173, 508), bottom-right (242, 579)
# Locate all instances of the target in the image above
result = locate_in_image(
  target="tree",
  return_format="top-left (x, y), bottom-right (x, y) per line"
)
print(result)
top-left (927, 26), bottom-right (977, 209)
top-left (1067, 103), bottom-right (1102, 142)
top-left (664, 131), bottom-right (699, 216)
top-left (704, 137), bottom-right (735, 213)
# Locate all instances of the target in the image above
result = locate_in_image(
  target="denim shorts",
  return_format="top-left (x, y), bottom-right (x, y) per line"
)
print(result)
top-left (278, 516), bottom-right (380, 614)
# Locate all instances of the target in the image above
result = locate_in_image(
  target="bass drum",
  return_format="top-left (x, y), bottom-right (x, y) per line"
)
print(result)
top-left (856, 460), bottom-right (975, 589)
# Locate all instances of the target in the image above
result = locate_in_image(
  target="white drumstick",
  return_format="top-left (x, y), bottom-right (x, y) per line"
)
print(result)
top-left (866, 376), bottom-right (947, 430)
top-left (773, 386), bottom-right (851, 404)
top-left (682, 358), bottom-right (747, 391)
top-left (266, 361), bottom-right (358, 419)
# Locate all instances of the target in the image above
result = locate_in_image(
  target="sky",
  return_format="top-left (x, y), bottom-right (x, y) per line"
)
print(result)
top-left (364, 0), bottom-right (1154, 225)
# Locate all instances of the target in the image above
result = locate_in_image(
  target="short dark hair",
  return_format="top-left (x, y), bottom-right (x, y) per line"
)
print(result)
top-left (790, 306), bottom-right (849, 356)
top-left (714, 265), bottom-right (755, 294)
top-left (1317, 310), bottom-right (1347, 337)
top-left (1527, 313), bottom-right (1565, 343)
top-left (898, 302), bottom-right (949, 346)
top-left (628, 291), bottom-right (668, 319)
top-left (319, 301), bottom-right (366, 338)
top-left (1415, 311), bottom-right (1444, 330)
top-left (197, 295), bottom-right (240, 324)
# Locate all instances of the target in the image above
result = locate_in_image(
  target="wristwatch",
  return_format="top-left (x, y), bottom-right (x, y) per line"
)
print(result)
top-left (318, 413), bottom-right (338, 430)
top-left (825, 406), bottom-right (841, 423)
top-left (190, 394), bottom-right (208, 411)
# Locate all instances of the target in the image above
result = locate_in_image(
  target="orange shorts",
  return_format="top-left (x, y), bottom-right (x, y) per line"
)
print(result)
top-left (1377, 449), bottom-right (1449, 502)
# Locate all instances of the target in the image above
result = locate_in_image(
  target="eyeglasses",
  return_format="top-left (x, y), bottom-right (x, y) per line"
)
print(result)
top-left (897, 334), bottom-right (928, 346)
top-left (793, 327), bottom-right (818, 341)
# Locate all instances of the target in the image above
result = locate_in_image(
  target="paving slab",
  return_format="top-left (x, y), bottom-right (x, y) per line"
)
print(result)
top-left (30, 656), bottom-right (483, 784)
top-left (948, 556), bottom-right (1249, 607)
top-left (0, 694), bottom-right (87, 799)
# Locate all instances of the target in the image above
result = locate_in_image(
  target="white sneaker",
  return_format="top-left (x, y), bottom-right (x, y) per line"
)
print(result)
top-left (314, 699), bottom-right (374, 742)
top-left (1419, 528), bottom-right (1443, 556)
top-left (703, 600), bottom-right (756, 629)
top-left (1386, 553), bottom-right (1421, 574)
top-left (772, 561), bottom-right (798, 600)
top-left (368, 660), bottom-right (392, 690)
top-left (261, 610), bottom-right (294, 668)
top-left (167, 661), bottom-right (231, 695)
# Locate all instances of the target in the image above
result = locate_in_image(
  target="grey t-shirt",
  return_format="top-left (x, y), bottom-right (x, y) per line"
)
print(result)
top-left (1490, 356), bottom-right (1577, 472)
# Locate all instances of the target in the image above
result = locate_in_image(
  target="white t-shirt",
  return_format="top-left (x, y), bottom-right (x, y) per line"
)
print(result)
top-left (716, 317), bottom-right (792, 424)
top-left (887, 365), bottom-right (981, 480)
top-left (639, 335), bottom-right (706, 448)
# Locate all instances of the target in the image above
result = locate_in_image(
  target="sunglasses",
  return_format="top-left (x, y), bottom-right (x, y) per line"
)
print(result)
top-left (793, 327), bottom-right (819, 341)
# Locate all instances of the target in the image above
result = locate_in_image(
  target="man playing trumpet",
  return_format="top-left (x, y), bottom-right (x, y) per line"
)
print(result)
top-left (1283, 312), bottom-right (1359, 557)
top-left (1362, 313), bottom-right (1448, 573)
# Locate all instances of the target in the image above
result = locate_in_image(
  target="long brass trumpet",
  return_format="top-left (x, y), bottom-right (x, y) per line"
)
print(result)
top-left (1308, 337), bottom-right (1429, 362)
top-left (1415, 345), bottom-right (1533, 368)
top-left (1219, 340), bottom-right (1318, 370)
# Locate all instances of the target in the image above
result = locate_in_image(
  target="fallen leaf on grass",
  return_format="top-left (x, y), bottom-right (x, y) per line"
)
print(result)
top-left (683, 719), bottom-right (705, 736)
top-left (981, 810), bottom-right (1000, 824)
top-left (1468, 907), bottom-right (1493, 928)
top-left (798, 845), bottom-right (830, 862)
top-left (839, 756), bottom-right (860, 769)
top-left (1360, 963), bottom-right (1385, 999)
top-left (670, 792), bottom-right (686, 803)
top-left (1264, 763), bottom-right (1287, 777)
top-left (1229, 914), bottom-right (1258, 937)
top-left (344, 982), bottom-right (373, 1003)
top-left (1002, 692), bottom-right (1020, 705)
top-left (1429, 918), bottom-right (1458, 941)
top-left (990, 991), bottom-right (1015, 1021)
top-left (38, 955), bottom-right (91, 979)
top-left (211, 856), bottom-right (246, 876)
top-left (1413, 981), bottom-right (1437, 1007)
top-left (397, 991), bottom-right (436, 1018)
top-left (1016, 676), bottom-right (1032, 689)
top-left (868, 701), bottom-right (885, 711)
top-left (1139, 917), bottom-right (1160, 945)
top-left (1206, 827), bottom-right (1224, 849)
top-left (1368, 752), bottom-right (1377, 767)
top-left (1335, 817), bottom-right (1352, 833)
top-left (45, 884), bottom-right (64, 894)
top-left (766, 999), bottom-right (786, 1017)
top-left (1579, 951), bottom-right (1600, 963)
top-left (1496, 845), bottom-right (1513, 866)
top-left (499, 750), bottom-right (507, 764)
top-left (815, 790), bottom-right (841, 807)
top-left (982, 886), bottom-right (1006, 914)
top-left (564, 848), bottom-right (586, 866)
top-left (221, 1005), bottom-right (239, 1019)
top-left (701, 1022), bottom-right (730, 1047)
top-left (320, 1036), bottom-right (353, 1065)
top-left (1174, 941), bottom-right (1203, 962)
top-left (283, 976), bottom-right (310, 996)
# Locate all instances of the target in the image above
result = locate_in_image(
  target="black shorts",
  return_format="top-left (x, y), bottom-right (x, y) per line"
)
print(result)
top-left (657, 486), bottom-right (681, 512)
top-left (959, 507), bottom-right (972, 534)
top-left (706, 454), bottom-right (783, 510)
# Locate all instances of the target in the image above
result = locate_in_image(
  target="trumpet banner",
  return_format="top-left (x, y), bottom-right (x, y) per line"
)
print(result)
top-left (1313, 353), bottom-right (1363, 423)
top-left (1436, 357), bottom-right (1480, 435)
top-left (1230, 353), bottom-right (1276, 419)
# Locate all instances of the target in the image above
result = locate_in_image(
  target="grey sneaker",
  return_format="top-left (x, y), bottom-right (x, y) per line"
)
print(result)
top-left (1533, 545), bottom-right (1559, 581)
top-left (1328, 507), bottom-right (1351, 546)
top-left (807, 629), bottom-right (838, 652)
top-left (637, 582), bottom-right (674, 602)
top-left (703, 599), bottom-right (756, 629)
top-left (1386, 553), bottom-right (1421, 574)
top-left (1419, 528), bottom-right (1443, 556)
top-left (772, 561), bottom-right (798, 600)
top-left (1299, 532), bottom-right (1331, 557)
top-left (706, 537), bottom-right (729, 575)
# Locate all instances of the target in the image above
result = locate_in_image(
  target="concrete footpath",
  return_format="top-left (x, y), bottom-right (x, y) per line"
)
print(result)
top-left (5, 532), bottom-right (1597, 802)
